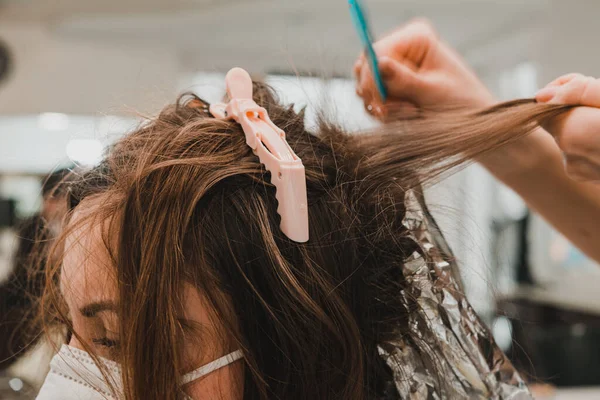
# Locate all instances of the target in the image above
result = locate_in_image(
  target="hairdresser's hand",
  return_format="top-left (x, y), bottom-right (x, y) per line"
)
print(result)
top-left (536, 73), bottom-right (600, 181)
top-left (353, 19), bottom-right (494, 117)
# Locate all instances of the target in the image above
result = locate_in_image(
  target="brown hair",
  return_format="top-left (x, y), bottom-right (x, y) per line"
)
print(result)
top-left (39, 81), bottom-right (573, 400)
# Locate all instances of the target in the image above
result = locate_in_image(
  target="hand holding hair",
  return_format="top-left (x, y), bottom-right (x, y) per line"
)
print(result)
top-left (536, 73), bottom-right (600, 182)
top-left (354, 19), bottom-right (600, 263)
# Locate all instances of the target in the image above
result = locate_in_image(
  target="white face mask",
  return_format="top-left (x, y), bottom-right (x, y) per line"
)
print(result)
top-left (36, 344), bottom-right (243, 399)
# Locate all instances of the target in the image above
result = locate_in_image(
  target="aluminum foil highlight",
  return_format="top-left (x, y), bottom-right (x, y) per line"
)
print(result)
top-left (378, 190), bottom-right (531, 399)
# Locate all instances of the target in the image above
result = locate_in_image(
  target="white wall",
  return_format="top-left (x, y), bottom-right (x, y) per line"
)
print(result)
top-left (0, 23), bottom-right (180, 116)
top-left (536, 0), bottom-right (600, 84)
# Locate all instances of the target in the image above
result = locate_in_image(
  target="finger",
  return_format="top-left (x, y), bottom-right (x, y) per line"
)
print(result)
top-left (360, 75), bottom-right (385, 119)
top-left (353, 55), bottom-right (365, 79)
top-left (535, 86), bottom-right (558, 103)
top-left (360, 63), bottom-right (376, 108)
top-left (363, 102), bottom-right (385, 119)
top-left (378, 56), bottom-right (424, 100)
top-left (546, 73), bottom-right (583, 88)
top-left (552, 76), bottom-right (598, 105)
top-left (537, 75), bottom-right (593, 104)
top-left (376, 19), bottom-right (437, 68)
top-left (354, 55), bottom-right (368, 99)
top-left (360, 62), bottom-right (387, 112)
top-left (353, 61), bottom-right (361, 79)
top-left (355, 85), bottom-right (363, 97)
top-left (578, 77), bottom-right (600, 107)
top-left (546, 107), bottom-right (600, 156)
top-left (536, 73), bottom-right (584, 103)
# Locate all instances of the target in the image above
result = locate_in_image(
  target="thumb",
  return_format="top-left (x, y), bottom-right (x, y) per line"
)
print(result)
top-left (378, 56), bottom-right (425, 102)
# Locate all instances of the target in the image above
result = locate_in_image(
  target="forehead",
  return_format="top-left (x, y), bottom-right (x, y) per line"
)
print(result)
top-left (61, 196), bottom-right (118, 310)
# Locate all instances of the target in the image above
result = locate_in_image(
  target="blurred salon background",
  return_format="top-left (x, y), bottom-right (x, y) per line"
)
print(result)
top-left (0, 1), bottom-right (598, 399)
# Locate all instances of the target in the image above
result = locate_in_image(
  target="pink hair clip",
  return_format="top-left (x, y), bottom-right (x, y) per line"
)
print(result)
top-left (210, 68), bottom-right (309, 243)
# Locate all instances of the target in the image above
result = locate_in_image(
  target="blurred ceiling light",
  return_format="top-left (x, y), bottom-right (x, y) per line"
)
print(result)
top-left (38, 112), bottom-right (70, 131)
top-left (66, 139), bottom-right (104, 166)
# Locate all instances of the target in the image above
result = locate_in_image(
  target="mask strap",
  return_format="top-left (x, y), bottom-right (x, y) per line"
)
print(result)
top-left (180, 350), bottom-right (244, 385)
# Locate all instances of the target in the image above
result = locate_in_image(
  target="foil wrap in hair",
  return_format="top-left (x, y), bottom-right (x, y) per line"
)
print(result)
top-left (379, 189), bottom-right (531, 399)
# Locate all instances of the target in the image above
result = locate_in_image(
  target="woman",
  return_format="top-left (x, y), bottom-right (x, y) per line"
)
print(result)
top-left (354, 19), bottom-right (600, 263)
top-left (0, 168), bottom-right (71, 371)
top-left (34, 68), bottom-right (575, 399)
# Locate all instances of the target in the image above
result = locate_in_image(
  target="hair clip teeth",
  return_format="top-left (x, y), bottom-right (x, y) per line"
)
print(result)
top-left (209, 68), bottom-right (309, 242)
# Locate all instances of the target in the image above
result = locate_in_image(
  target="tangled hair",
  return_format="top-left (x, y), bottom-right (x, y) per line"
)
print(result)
top-left (38, 80), bottom-right (572, 400)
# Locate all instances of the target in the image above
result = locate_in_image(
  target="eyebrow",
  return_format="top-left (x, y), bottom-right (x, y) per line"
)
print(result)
top-left (79, 301), bottom-right (118, 318)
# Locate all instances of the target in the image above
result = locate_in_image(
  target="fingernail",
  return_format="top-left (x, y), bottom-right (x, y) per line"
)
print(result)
top-left (535, 87), bottom-right (557, 103)
top-left (356, 87), bottom-right (363, 96)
